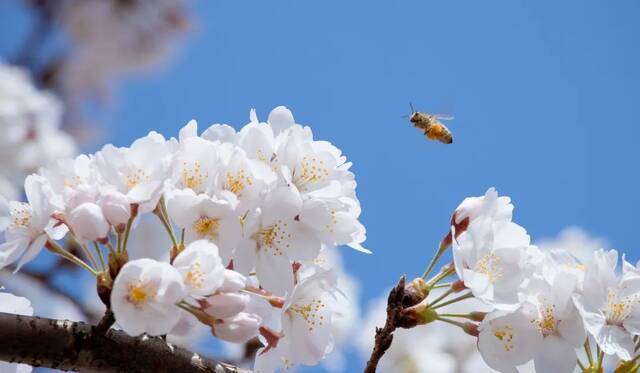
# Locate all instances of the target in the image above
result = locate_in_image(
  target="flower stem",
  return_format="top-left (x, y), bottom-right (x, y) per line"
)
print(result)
top-left (431, 292), bottom-right (473, 309)
top-left (584, 339), bottom-right (594, 367)
top-left (80, 243), bottom-right (99, 270)
top-left (121, 216), bottom-right (135, 252)
top-left (154, 198), bottom-right (178, 248)
top-left (435, 316), bottom-right (467, 329)
top-left (46, 240), bottom-right (97, 276)
top-left (426, 263), bottom-right (455, 287)
top-left (577, 359), bottom-right (586, 372)
top-left (597, 347), bottom-right (604, 370)
top-left (428, 287), bottom-right (455, 307)
top-left (430, 282), bottom-right (452, 289)
top-left (93, 242), bottom-right (106, 270)
top-left (422, 240), bottom-right (449, 279)
top-left (438, 313), bottom-right (474, 320)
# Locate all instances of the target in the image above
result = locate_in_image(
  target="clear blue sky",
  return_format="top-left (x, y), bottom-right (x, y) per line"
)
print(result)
top-left (2, 1), bottom-right (640, 371)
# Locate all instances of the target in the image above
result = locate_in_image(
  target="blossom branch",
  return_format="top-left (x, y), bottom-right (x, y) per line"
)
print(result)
top-left (0, 312), bottom-right (248, 372)
top-left (364, 276), bottom-right (406, 373)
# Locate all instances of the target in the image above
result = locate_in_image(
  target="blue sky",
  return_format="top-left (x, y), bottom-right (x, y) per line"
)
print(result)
top-left (2, 0), bottom-right (640, 371)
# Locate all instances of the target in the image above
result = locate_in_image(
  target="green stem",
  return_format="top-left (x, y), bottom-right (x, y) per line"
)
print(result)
top-left (431, 292), bottom-right (473, 310)
top-left (93, 242), bottom-right (105, 270)
top-left (597, 347), bottom-right (604, 369)
top-left (47, 240), bottom-right (97, 276)
top-left (584, 339), bottom-right (594, 366)
top-left (154, 198), bottom-right (178, 248)
top-left (435, 316), bottom-right (466, 329)
top-left (422, 240), bottom-right (449, 279)
top-left (577, 359), bottom-right (586, 372)
top-left (80, 243), bottom-right (99, 270)
top-left (438, 313), bottom-right (474, 320)
top-left (180, 228), bottom-right (185, 246)
top-left (430, 282), bottom-right (452, 289)
top-left (121, 217), bottom-right (135, 252)
top-left (426, 264), bottom-right (455, 287)
top-left (428, 287), bottom-right (455, 307)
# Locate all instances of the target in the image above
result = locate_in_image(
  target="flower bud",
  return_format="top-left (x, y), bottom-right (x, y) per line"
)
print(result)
top-left (69, 202), bottom-right (109, 241)
top-left (212, 312), bottom-right (261, 343)
top-left (100, 190), bottom-right (131, 226)
top-left (451, 279), bottom-right (467, 293)
top-left (219, 269), bottom-right (247, 293)
top-left (462, 322), bottom-right (479, 337)
top-left (403, 277), bottom-right (429, 307)
top-left (204, 292), bottom-right (250, 319)
top-left (398, 300), bottom-right (438, 329)
top-left (469, 311), bottom-right (487, 322)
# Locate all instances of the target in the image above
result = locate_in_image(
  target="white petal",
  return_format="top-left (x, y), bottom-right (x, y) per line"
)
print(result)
top-left (533, 335), bottom-right (577, 373)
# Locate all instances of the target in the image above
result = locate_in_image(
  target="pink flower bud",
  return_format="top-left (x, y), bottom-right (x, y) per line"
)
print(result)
top-left (100, 190), bottom-right (131, 226)
top-left (69, 202), bottom-right (109, 241)
top-left (212, 312), bottom-right (261, 343)
top-left (219, 269), bottom-right (246, 293)
top-left (463, 322), bottom-right (480, 337)
top-left (204, 292), bottom-right (250, 319)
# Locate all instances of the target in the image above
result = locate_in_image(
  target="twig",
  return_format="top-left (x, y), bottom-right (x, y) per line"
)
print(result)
top-left (0, 312), bottom-right (248, 372)
top-left (364, 276), bottom-right (406, 373)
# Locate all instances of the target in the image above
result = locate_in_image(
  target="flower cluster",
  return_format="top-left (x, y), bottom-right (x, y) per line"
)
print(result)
top-left (0, 63), bottom-right (76, 200)
top-left (0, 106), bottom-right (366, 372)
top-left (399, 188), bottom-right (640, 373)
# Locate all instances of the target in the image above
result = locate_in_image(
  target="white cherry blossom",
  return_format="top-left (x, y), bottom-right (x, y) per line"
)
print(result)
top-left (573, 249), bottom-right (640, 360)
top-left (111, 258), bottom-right (186, 336)
top-left (172, 240), bottom-right (225, 297)
top-left (453, 187), bottom-right (513, 228)
top-left (166, 189), bottom-right (240, 263)
top-left (93, 132), bottom-right (173, 213)
top-left (453, 216), bottom-right (530, 309)
top-left (0, 175), bottom-right (67, 271)
top-left (254, 270), bottom-right (338, 372)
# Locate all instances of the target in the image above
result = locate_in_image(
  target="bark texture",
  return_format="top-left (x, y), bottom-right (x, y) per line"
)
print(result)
top-left (363, 276), bottom-right (406, 373)
top-left (0, 312), bottom-right (249, 373)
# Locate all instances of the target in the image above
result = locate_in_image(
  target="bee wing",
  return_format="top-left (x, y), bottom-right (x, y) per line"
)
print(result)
top-left (432, 114), bottom-right (454, 121)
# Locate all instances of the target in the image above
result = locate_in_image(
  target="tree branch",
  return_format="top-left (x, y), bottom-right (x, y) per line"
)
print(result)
top-left (364, 276), bottom-right (406, 373)
top-left (0, 312), bottom-right (250, 372)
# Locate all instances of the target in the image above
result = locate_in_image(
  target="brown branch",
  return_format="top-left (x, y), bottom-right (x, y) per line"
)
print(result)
top-left (0, 312), bottom-right (250, 372)
top-left (364, 276), bottom-right (406, 373)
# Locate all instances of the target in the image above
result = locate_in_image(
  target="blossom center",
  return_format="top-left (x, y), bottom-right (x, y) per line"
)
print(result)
top-left (493, 325), bottom-right (514, 352)
top-left (185, 262), bottom-right (206, 289)
top-left (193, 216), bottom-right (220, 240)
top-left (288, 298), bottom-right (325, 332)
top-left (474, 252), bottom-right (502, 282)
top-left (226, 169), bottom-right (252, 195)
top-left (181, 161), bottom-right (207, 191)
top-left (255, 221), bottom-right (290, 255)
top-left (532, 305), bottom-right (558, 336)
top-left (63, 176), bottom-right (82, 188)
top-left (10, 203), bottom-right (32, 228)
top-left (124, 167), bottom-right (149, 189)
top-left (606, 289), bottom-right (638, 326)
top-left (294, 155), bottom-right (329, 191)
top-left (127, 281), bottom-right (157, 308)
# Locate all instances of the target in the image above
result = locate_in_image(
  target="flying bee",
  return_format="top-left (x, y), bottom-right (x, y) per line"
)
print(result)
top-left (406, 104), bottom-right (454, 144)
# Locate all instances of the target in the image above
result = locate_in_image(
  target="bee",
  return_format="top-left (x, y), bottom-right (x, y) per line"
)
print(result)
top-left (407, 104), bottom-right (454, 144)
